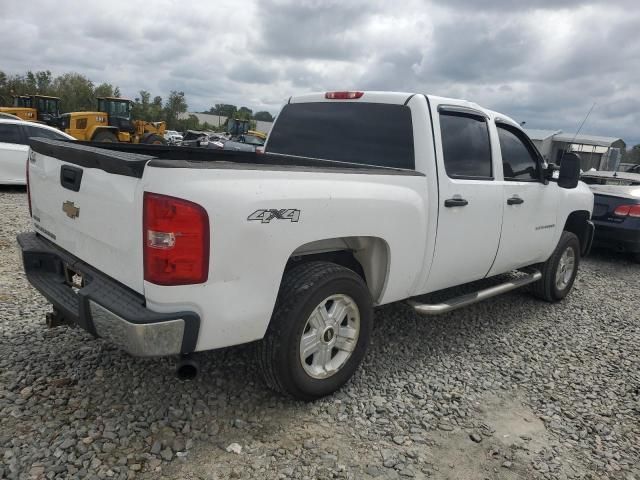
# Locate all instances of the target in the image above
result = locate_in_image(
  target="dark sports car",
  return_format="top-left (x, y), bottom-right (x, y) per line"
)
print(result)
top-left (581, 171), bottom-right (640, 262)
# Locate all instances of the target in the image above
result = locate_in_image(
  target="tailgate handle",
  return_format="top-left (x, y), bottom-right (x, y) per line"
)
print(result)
top-left (60, 165), bottom-right (83, 192)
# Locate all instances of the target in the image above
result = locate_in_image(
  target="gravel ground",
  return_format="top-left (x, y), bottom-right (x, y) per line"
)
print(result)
top-left (1, 186), bottom-right (639, 480)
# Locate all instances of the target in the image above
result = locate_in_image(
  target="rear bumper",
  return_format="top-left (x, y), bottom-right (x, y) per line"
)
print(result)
top-left (17, 232), bottom-right (200, 357)
top-left (592, 221), bottom-right (640, 253)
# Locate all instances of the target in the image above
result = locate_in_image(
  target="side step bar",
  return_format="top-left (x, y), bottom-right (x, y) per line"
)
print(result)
top-left (407, 270), bottom-right (542, 316)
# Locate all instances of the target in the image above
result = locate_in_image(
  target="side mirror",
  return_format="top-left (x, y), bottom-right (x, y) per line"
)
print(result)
top-left (558, 153), bottom-right (581, 189)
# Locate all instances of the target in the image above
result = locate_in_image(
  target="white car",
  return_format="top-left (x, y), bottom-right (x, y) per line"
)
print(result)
top-left (0, 119), bottom-right (74, 185)
top-left (19, 91), bottom-right (594, 400)
top-left (164, 130), bottom-right (183, 145)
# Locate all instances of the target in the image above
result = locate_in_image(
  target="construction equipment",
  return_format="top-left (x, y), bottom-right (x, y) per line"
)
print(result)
top-left (59, 97), bottom-right (166, 144)
top-left (0, 95), bottom-right (61, 124)
top-left (226, 118), bottom-right (267, 140)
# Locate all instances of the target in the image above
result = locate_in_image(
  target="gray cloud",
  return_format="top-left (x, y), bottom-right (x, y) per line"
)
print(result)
top-left (0, 0), bottom-right (638, 145)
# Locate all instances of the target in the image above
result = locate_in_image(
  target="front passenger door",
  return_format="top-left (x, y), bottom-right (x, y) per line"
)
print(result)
top-left (489, 124), bottom-right (558, 275)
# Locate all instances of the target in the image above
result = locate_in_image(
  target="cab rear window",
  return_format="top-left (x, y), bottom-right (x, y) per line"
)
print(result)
top-left (266, 102), bottom-right (415, 169)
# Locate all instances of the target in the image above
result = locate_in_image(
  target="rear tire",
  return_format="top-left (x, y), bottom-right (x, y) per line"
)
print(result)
top-left (92, 131), bottom-right (118, 143)
top-left (143, 134), bottom-right (166, 145)
top-left (532, 231), bottom-right (581, 302)
top-left (257, 262), bottom-right (373, 401)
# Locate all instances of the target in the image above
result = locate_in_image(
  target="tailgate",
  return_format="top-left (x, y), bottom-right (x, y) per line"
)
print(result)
top-left (28, 138), bottom-right (153, 294)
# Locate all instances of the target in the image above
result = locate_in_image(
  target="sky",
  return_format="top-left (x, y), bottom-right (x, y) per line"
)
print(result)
top-left (1, 0), bottom-right (638, 145)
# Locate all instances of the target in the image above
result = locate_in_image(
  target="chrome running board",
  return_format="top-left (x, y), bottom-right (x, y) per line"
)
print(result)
top-left (407, 270), bottom-right (542, 316)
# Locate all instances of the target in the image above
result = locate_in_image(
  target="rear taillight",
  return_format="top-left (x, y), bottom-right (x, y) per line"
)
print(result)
top-left (255, 146), bottom-right (265, 155)
top-left (26, 158), bottom-right (32, 217)
top-left (613, 204), bottom-right (640, 218)
top-left (143, 192), bottom-right (210, 286)
top-left (325, 91), bottom-right (364, 100)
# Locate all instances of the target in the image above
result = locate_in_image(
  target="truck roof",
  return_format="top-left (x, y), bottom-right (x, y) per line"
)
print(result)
top-left (288, 91), bottom-right (521, 128)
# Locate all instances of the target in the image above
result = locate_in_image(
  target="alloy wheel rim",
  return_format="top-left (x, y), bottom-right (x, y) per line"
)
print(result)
top-left (555, 247), bottom-right (576, 290)
top-left (299, 294), bottom-right (360, 379)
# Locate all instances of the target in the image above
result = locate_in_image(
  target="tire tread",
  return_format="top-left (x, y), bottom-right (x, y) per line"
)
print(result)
top-left (256, 261), bottom-right (367, 399)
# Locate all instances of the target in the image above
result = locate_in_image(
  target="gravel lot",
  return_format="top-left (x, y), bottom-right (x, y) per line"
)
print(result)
top-left (1, 186), bottom-right (639, 480)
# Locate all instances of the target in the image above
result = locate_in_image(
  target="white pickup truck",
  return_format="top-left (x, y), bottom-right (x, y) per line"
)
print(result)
top-left (18, 91), bottom-right (594, 400)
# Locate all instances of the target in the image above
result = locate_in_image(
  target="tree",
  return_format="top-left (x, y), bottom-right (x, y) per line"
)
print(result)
top-left (53, 72), bottom-right (95, 112)
top-left (211, 103), bottom-right (237, 118)
top-left (164, 91), bottom-right (187, 129)
top-left (237, 106), bottom-right (253, 120)
top-left (253, 111), bottom-right (273, 122)
top-left (35, 71), bottom-right (54, 95)
top-left (94, 83), bottom-right (115, 98)
top-left (627, 144), bottom-right (640, 164)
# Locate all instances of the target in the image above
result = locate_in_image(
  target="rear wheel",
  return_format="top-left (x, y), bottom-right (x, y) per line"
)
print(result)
top-left (92, 130), bottom-right (118, 143)
top-left (143, 134), bottom-right (166, 145)
top-left (532, 231), bottom-right (581, 302)
top-left (257, 262), bottom-right (373, 401)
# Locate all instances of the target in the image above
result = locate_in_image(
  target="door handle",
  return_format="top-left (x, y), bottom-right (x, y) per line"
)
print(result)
top-left (60, 165), bottom-right (83, 192)
top-left (507, 196), bottom-right (524, 205)
top-left (444, 198), bottom-right (469, 207)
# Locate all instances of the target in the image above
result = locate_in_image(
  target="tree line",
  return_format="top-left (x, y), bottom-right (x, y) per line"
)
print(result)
top-left (204, 104), bottom-right (274, 122)
top-left (0, 70), bottom-right (273, 131)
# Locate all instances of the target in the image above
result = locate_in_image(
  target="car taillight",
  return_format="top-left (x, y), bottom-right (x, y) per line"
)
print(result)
top-left (613, 204), bottom-right (640, 218)
top-left (143, 192), bottom-right (210, 286)
top-left (325, 91), bottom-right (364, 100)
top-left (26, 159), bottom-right (32, 217)
top-left (255, 146), bottom-right (265, 155)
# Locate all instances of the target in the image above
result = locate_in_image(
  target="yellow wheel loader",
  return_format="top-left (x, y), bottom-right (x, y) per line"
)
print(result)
top-left (0, 95), bottom-right (60, 124)
top-left (60, 97), bottom-right (166, 144)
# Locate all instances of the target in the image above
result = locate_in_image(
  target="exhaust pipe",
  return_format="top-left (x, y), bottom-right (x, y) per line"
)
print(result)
top-left (176, 355), bottom-right (199, 380)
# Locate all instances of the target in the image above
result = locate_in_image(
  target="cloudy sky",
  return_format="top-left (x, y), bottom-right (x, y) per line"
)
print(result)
top-left (2, 0), bottom-right (639, 145)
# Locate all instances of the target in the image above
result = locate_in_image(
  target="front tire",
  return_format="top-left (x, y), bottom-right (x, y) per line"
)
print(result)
top-left (257, 262), bottom-right (373, 401)
top-left (92, 130), bottom-right (118, 143)
top-left (143, 133), bottom-right (166, 145)
top-left (532, 231), bottom-right (581, 302)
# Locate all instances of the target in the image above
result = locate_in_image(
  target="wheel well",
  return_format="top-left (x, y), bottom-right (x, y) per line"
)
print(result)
top-left (563, 210), bottom-right (591, 255)
top-left (286, 237), bottom-right (390, 303)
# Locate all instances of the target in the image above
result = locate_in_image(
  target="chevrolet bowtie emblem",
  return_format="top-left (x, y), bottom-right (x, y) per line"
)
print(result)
top-left (62, 201), bottom-right (80, 219)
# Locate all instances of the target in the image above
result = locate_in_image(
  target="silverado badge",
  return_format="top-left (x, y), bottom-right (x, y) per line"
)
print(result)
top-left (62, 201), bottom-right (80, 219)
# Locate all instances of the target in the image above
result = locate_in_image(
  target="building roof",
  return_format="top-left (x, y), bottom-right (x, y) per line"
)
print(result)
top-left (525, 129), bottom-right (562, 140)
top-left (525, 128), bottom-right (623, 147)
top-left (553, 133), bottom-right (624, 147)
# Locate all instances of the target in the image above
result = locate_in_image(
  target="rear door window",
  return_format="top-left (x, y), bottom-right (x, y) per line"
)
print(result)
top-left (266, 102), bottom-right (415, 169)
top-left (439, 112), bottom-right (492, 179)
top-left (0, 123), bottom-right (24, 144)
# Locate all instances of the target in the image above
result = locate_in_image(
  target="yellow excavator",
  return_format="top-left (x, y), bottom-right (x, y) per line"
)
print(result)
top-left (0, 94), bottom-right (61, 124)
top-left (60, 97), bottom-right (166, 144)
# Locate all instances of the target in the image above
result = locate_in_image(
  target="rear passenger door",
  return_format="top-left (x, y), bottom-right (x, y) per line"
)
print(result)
top-left (0, 123), bottom-right (28, 184)
top-left (425, 104), bottom-right (504, 292)
top-left (488, 123), bottom-right (558, 275)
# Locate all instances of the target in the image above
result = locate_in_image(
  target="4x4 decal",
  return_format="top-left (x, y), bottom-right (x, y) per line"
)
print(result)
top-left (248, 209), bottom-right (301, 223)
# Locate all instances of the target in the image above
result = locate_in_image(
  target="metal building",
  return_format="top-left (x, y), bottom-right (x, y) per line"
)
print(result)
top-left (525, 129), bottom-right (626, 171)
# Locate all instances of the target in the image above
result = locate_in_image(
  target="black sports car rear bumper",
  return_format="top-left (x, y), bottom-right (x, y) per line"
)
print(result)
top-left (592, 221), bottom-right (640, 253)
